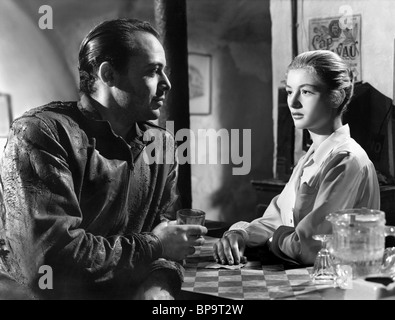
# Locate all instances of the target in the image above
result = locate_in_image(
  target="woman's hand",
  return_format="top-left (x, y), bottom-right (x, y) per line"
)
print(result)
top-left (213, 231), bottom-right (246, 265)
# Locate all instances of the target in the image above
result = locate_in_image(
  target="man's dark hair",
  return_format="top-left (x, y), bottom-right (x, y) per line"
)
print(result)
top-left (78, 18), bottom-right (160, 95)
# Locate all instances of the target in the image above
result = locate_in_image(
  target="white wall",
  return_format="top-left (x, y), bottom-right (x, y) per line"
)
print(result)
top-left (0, 0), bottom-right (78, 121)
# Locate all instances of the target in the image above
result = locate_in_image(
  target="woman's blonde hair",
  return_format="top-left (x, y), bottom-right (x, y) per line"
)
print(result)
top-left (287, 50), bottom-right (354, 116)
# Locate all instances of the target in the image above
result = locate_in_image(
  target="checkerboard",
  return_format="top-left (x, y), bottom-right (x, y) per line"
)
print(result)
top-left (181, 237), bottom-right (332, 300)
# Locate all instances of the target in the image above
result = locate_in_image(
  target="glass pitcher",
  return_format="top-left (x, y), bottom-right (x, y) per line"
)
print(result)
top-left (326, 208), bottom-right (395, 279)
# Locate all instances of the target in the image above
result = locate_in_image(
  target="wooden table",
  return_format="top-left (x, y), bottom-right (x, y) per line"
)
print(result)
top-left (180, 236), bottom-right (395, 300)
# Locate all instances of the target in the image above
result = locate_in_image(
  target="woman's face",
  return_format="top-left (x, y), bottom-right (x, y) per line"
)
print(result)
top-left (285, 68), bottom-right (337, 134)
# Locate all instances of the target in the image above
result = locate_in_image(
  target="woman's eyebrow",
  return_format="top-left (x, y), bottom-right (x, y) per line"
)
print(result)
top-left (286, 83), bottom-right (322, 90)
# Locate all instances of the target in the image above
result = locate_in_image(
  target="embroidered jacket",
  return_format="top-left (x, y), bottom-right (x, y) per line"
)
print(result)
top-left (0, 95), bottom-right (182, 299)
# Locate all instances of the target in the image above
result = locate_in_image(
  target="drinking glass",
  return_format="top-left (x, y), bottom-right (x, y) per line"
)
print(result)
top-left (176, 209), bottom-right (206, 226)
top-left (176, 209), bottom-right (206, 266)
top-left (311, 234), bottom-right (336, 285)
top-left (381, 247), bottom-right (395, 280)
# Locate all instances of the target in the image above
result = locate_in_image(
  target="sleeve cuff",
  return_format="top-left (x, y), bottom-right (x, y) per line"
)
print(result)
top-left (229, 221), bottom-right (250, 230)
top-left (269, 226), bottom-right (300, 266)
top-left (223, 229), bottom-right (249, 243)
top-left (148, 259), bottom-right (185, 295)
top-left (227, 221), bottom-right (250, 243)
top-left (140, 232), bottom-right (163, 260)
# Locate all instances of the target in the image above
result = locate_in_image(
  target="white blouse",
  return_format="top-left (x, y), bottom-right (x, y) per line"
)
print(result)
top-left (229, 124), bottom-right (380, 264)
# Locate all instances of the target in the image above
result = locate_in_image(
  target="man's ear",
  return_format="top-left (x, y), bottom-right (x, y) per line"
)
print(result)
top-left (97, 62), bottom-right (115, 87)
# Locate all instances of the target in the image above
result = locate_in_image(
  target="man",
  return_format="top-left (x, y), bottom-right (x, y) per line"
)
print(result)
top-left (0, 18), bottom-right (206, 300)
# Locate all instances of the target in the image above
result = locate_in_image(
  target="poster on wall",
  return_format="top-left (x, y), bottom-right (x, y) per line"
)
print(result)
top-left (308, 14), bottom-right (362, 82)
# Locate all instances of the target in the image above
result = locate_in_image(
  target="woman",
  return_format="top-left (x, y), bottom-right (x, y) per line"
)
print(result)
top-left (214, 50), bottom-right (380, 266)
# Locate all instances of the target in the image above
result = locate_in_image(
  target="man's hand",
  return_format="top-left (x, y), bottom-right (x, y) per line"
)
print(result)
top-left (213, 231), bottom-right (246, 265)
top-left (152, 221), bottom-right (207, 261)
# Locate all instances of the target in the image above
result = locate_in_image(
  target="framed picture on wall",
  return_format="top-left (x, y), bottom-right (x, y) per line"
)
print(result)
top-left (188, 53), bottom-right (212, 115)
top-left (0, 93), bottom-right (13, 137)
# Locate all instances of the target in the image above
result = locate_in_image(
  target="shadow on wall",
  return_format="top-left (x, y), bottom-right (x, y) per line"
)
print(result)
top-left (210, 48), bottom-right (273, 225)
top-left (0, 0), bottom-right (79, 120)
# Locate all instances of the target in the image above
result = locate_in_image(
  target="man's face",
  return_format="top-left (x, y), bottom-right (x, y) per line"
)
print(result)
top-left (112, 31), bottom-right (171, 123)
